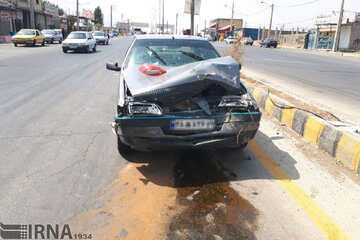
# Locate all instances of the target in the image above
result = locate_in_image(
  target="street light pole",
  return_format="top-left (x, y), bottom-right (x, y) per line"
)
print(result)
top-left (230, 2), bottom-right (234, 36)
top-left (158, 0), bottom-right (161, 33)
top-left (110, 5), bottom-right (113, 31)
top-left (76, 0), bottom-right (79, 30)
top-left (29, 0), bottom-right (35, 29)
top-left (333, 0), bottom-right (345, 52)
top-left (162, 0), bottom-right (165, 34)
top-left (175, 13), bottom-right (178, 35)
top-left (190, 0), bottom-right (195, 35)
top-left (269, 3), bottom-right (274, 38)
top-left (261, 1), bottom-right (274, 38)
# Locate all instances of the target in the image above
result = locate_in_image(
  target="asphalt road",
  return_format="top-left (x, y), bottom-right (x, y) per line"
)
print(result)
top-left (214, 43), bottom-right (360, 125)
top-left (1, 37), bottom-right (360, 240)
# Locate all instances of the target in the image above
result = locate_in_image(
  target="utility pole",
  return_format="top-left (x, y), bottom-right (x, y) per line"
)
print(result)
top-left (158, 0), bottom-right (161, 33)
top-left (333, 0), bottom-right (345, 51)
top-left (175, 13), bottom-right (178, 35)
top-left (76, 0), bottom-right (79, 30)
top-left (230, 1), bottom-right (234, 36)
top-left (29, 0), bottom-right (35, 28)
top-left (110, 5), bottom-right (113, 31)
top-left (162, 0), bottom-right (165, 34)
top-left (268, 3), bottom-right (274, 38)
top-left (257, 26), bottom-right (260, 40)
top-left (190, 0), bottom-right (195, 35)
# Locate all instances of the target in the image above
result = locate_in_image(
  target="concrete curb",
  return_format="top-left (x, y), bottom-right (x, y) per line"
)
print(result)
top-left (243, 80), bottom-right (360, 173)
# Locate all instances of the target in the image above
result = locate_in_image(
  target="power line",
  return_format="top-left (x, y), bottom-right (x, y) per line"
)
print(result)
top-left (276, 0), bottom-right (320, 8)
top-left (235, 6), bottom-right (270, 16)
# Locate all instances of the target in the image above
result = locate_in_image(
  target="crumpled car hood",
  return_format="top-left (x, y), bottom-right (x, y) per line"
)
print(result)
top-left (122, 56), bottom-right (246, 104)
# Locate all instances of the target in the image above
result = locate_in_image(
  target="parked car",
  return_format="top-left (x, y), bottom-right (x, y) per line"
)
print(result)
top-left (224, 36), bottom-right (237, 44)
top-left (260, 38), bottom-right (277, 48)
top-left (241, 37), bottom-right (253, 46)
top-left (106, 35), bottom-right (261, 153)
top-left (92, 31), bottom-right (109, 45)
top-left (62, 31), bottom-right (96, 53)
top-left (112, 30), bottom-right (118, 37)
top-left (54, 29), bottom-right (64, 41)
top-left (41, 29), bottom-right (62, 43)
top-left (11, 29), bottom-right (45, 47)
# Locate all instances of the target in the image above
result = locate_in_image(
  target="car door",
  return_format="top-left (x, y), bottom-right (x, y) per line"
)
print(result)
top-left (35, 31), bottom-right (41, 43)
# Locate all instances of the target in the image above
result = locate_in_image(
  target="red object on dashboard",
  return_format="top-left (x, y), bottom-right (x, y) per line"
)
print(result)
top-left (139, 64), bottom-right (167, 76)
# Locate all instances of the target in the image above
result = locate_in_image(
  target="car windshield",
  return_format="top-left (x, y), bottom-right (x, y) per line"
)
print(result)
top-left (17, 30), bottom-right (35, 35)
top-left (42, 30), bottom-right (54, 34)
top-left (126, 39), bottom-right (220, 67)
top-left (93, 32), bottom-right (104, 36)
top-left (67, 33), bottom-right (86, 39)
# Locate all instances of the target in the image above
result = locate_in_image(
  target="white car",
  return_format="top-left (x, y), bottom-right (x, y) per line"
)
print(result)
top-left (62, 31), bottom-right (96, 53)
top-left (92, 31), bottom-right (109, 45)
top-left (224, 36), bottom-right (237, 44)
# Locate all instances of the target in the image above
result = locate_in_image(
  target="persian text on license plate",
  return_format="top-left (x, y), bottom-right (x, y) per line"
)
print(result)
top-left (170, 119), bottom-right (215, 130)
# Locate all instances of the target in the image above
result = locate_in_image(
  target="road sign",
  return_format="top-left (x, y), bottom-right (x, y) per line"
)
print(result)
top-left (184, 0), bottom-right (201, 15)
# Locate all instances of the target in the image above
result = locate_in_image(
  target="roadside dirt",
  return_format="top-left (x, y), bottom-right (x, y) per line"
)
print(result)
top-left (242, 77), bottom-right (340, 122)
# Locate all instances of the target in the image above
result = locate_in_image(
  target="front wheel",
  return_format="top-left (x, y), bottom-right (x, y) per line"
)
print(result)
top-left (85, 45), bottom-right (90, 53)
top-left (93, 44), bottom-right (96, 52)
top-left (62, 48), bottom-right (67, 53)
top-left (14, 43), bottom-right (17, 47)
top-left (41, 39), bottom-right (45, 46)
top-left (32, 40), bottom-right (36, 46)
top-left (117, 136), bottom-right (133, 154)
top-left (59, 39), bottom-right (62, 44)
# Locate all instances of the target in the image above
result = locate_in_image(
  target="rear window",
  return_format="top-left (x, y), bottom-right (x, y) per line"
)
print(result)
top-left (126, 39), bottom-right (220, 67)
top-left (93, 32), bottom-right (104, 36)
top-left (17, 30), bottom-right (35, 35)
top-left (42, 30), bottom-right (54, 34)
top-left (67, 33), bottom-right (86, 39)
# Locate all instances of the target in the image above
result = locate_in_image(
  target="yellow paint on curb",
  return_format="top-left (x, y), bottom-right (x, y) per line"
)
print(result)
top-left (281, 108), bottom-right (297, 128)
top-left (243, 81), bottom-right (250, 88)
top-left (251, 87), bottom-right (262, 103)
top-left (303, 117), bottom-right (325, 146)
top-left (336, 133), bottom-right (360, 172)
top-left (248, 140), bottom-right (351, 240)
top-left (264, 96), bottom-right (276, 116)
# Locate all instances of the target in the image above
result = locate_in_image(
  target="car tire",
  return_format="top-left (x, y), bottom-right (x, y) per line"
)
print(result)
top-left (85, 45), bottom-right (90, 53)
top-left (59, 39), bottom-right (62, 44)
top-left (50, 38), bottom-right (53, 44)
top-left (32, 40), bottom-right (36, 46)
top-left (106, 40), bottom-right (109, 45)
top-left (41, 39), bottom-right (45, 46)
top-left (62, 48), bottom-right (67, 53)
top-left (117, 136), bottom-right (132, 154)
top-left (93, 44), bottom-right (96, 52)
top-left (14, 43), bottom-right (17, 47)
top-left (274, 45), bottom-right (277, 48)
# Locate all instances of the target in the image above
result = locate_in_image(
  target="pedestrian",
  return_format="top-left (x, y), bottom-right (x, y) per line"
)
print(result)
top-left (62, 28), bottom-right (66, 38)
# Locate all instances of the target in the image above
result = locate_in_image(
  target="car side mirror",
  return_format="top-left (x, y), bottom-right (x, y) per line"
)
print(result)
top-left (106, 62), bottom-right (121, 72)
top-left (88, 37), bottom-right (92, 40)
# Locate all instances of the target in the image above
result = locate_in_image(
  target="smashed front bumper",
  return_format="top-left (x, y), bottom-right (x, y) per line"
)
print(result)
top-left (113, 112), bottom-right (261, 151)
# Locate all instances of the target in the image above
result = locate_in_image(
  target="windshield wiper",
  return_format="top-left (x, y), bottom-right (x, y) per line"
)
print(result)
top-left (179, 51), bottom-right (204, 61)
top-left (146, 47), bottom-right (168, 66)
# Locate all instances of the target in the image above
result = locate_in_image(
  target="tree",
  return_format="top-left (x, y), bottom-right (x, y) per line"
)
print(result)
top-left (58, 7), bottom-right (64, 16)
top-left (94, 6), bottom-right (103, 26)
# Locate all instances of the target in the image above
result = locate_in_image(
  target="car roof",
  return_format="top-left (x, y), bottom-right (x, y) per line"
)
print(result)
top-left (42, 29), bottom-right (55, 31)
top-left (135, 34), bottom-right (208, 41)
top-left (20, 29), bottom-right (37, 31)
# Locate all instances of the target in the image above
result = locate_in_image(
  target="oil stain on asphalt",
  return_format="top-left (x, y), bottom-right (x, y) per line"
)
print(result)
top-left (168, 150), bottom-right (259, 240)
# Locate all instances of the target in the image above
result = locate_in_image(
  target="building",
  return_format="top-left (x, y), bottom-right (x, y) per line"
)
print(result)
top-left (0, 0), bottom-right (62, 42)
top-left (209, 18), bottom-right (243, 37)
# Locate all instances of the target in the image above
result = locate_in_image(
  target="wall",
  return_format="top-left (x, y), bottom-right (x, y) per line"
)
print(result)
top-left (279, 33), bottom-right (307, 48)
top-left (349, 22), bottom-right (360, 51)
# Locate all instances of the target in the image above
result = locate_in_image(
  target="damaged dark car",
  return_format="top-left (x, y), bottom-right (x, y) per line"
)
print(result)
top-left (107, 35), bottom-right (261, 152)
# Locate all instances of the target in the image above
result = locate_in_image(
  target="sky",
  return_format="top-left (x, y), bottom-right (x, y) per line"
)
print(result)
top-left (51, 0), bottom-right (360, 31)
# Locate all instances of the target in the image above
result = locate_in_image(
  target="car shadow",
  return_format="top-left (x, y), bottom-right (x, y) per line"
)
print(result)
top-left (17, 44), bottom-right (50, 48)
top-left (120, 129), bottom-right (300, 188)
top-left (65, 50), bottom-right (100, 54)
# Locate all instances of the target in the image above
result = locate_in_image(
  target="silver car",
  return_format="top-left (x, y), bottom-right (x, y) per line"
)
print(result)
top-left (41, 29), bottom-right (62, 44)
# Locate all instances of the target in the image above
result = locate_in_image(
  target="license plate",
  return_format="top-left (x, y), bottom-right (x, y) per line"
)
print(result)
top-left (170, 119), bottom-right (215, 130)
top-left (69, 44), bottom-right (77, 49)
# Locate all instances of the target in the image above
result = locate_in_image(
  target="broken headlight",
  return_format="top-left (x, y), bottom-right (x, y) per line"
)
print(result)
top-left (127, 102), bottom-right (163, 116)
top-left (218, 94), bottom-right (253, 109)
